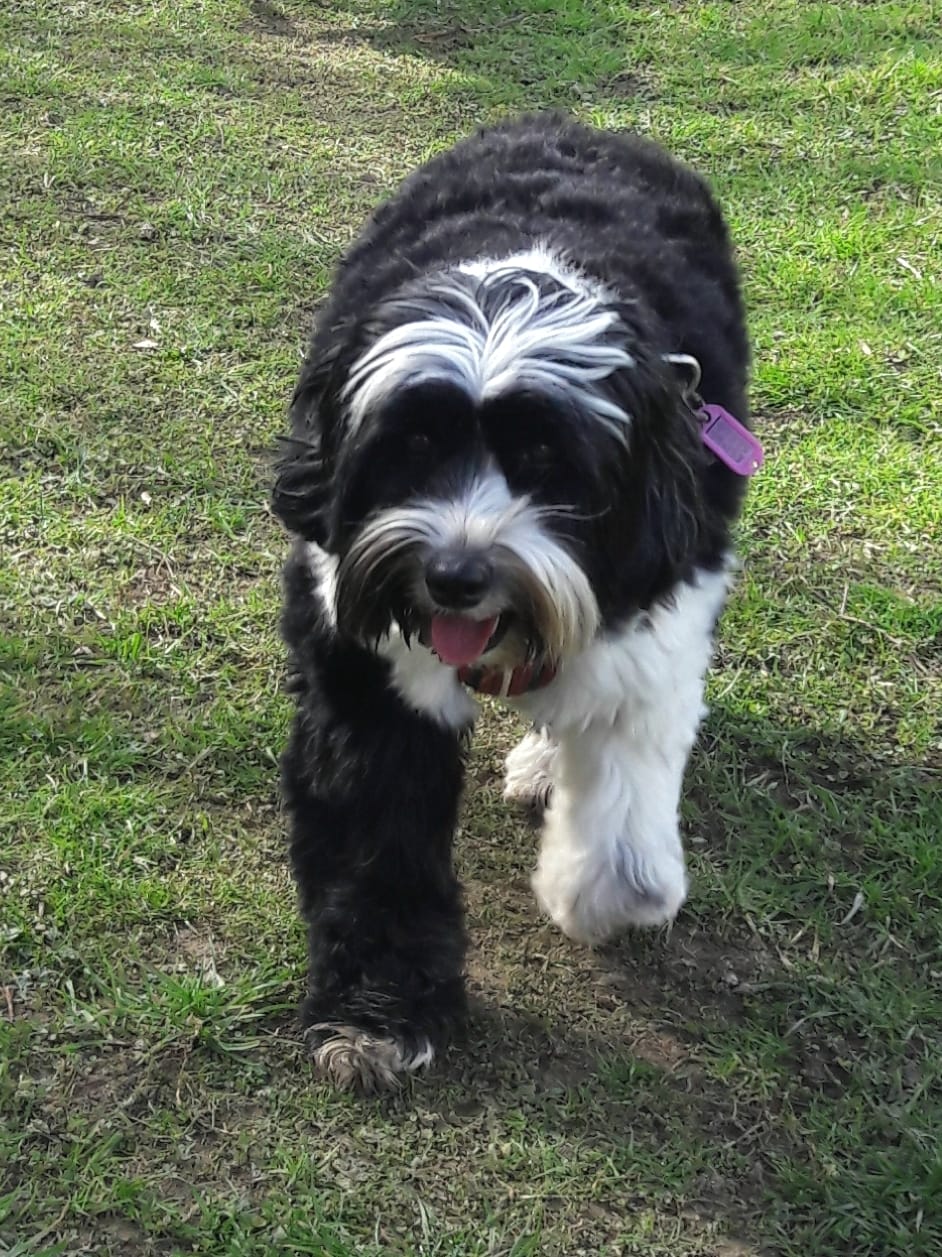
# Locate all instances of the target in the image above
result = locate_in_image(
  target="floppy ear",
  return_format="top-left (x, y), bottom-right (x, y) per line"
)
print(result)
top-left (272, 433), bottom-right (329, 543)
top-left (271, 336), bottom-right (348, 545)
top-left (632, 356), bottom-right (707, 578)
top-left (641, 417), bottom-right (704, 573)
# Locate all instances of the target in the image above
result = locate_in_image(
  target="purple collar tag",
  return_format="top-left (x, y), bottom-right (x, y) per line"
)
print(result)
top-left (697, 404), bottom-right (764, 476)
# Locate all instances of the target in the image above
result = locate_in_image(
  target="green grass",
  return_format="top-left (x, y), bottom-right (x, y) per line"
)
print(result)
top-left (2, 0), bottom-right (940, 1253)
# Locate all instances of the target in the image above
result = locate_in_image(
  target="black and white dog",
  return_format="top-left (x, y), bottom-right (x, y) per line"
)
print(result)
top-left (273, 114), bottom-right (760, 1091)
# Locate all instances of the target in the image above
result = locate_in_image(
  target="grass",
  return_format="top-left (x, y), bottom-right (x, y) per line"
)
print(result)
top-left (1, 0), bottom-right (940, 1252)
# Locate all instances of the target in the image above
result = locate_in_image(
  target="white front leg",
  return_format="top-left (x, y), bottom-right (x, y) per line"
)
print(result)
top-left (531, 715), bottom-right (692, 942)
top-left (521, 565), bottom-right (733, 944)
top-left (503, 727), bottom-right (558, 809)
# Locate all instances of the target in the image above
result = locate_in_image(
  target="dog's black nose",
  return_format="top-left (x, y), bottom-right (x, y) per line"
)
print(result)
top-left (425, 553), bottom-right (493, 609)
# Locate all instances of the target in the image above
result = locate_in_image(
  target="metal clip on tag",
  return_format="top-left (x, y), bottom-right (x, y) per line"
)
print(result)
top-left (698, 404), bottom-right (764, 477)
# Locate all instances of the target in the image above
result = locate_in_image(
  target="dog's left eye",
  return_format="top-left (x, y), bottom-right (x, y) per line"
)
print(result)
top-left (519, 442), bottom-right (555, 476)
top-left (501, 440), bottom-right (557, 492)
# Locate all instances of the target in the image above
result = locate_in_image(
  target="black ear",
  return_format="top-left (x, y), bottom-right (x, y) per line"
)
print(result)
top-left (641, 423), bottom-right (704, 574)
top-left (272, 432), bottom-right (330, 543)
top-left (633, 362), bottom-right (707, 578)
top-left (271, 336), bottom-right (348, 544)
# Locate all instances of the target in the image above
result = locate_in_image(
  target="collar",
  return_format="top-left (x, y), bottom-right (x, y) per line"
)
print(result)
top-left (458, 659), bottom-right (558, 697)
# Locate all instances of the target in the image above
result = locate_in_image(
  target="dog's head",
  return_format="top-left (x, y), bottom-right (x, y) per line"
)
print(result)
top-left (274, 260), bottom-right (708, 672)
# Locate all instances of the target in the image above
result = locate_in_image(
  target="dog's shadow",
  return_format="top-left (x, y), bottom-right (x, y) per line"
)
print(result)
top-left (310, 0), bottom-right (647, 104)
top-left (368, 700), bottom-right (936, 1221)
top-left (349, 939), bottom-right (774, 1243)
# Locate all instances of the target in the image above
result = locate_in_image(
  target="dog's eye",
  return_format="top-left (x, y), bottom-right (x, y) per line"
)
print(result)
top-left (501, 440), bottom-right (557, 491)
top-left (520, 442), bottom-right (555, 475)
top-left (407, 431), bottom-right (432, 456)
top-left (528, 442), bottom-right (553, 463)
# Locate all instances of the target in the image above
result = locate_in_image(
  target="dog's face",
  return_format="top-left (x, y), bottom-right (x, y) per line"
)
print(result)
top-left (276, 264), bottom-right (707, 672)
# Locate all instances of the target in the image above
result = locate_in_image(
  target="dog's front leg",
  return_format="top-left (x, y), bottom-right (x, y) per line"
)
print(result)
top-left (282, 680), bottom-right (467, 1093)
top-left (524, 569), bottom-right (731, 945)
top-left (531, 712), bottom-right (694, 944)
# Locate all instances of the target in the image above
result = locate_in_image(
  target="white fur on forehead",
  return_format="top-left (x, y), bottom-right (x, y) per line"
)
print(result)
top-left (456, 244), bottom-right (608, 295)
top-left (342, 247), bottom-right (635, 437)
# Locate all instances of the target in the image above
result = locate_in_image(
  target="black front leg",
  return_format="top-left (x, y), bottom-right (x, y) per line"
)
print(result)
top-left (282, 618), bottom-right (467, 1093)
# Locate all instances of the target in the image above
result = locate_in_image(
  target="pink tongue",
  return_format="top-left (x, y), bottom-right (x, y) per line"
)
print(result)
top-left (429, 614), bottom-right (499, 667)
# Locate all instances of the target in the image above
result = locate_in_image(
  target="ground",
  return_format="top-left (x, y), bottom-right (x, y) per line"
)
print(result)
top-left (1, 1), bottom-right (941, 1254)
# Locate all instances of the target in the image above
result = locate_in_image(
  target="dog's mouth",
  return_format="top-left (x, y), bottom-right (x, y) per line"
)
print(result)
top-left (421, 613), bottom-right (507, 667)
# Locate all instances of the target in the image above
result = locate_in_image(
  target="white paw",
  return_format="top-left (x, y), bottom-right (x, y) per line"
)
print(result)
top-left (532, 835), bottom-right (688, 944)
top-left (503, 728), bottom-right (558, 809)
top-left (305, 1024), bottom-right (434, 1093)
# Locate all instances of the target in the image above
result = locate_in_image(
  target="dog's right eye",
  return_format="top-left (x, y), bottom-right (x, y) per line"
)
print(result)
top-left (407, 432), bottom-right (432, 456)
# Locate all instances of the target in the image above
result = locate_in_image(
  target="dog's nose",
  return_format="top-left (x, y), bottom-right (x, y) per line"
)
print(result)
top-left (425, 553), bottom-right (493, 609)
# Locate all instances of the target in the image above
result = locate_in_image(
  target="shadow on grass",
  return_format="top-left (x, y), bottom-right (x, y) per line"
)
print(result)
top-left (267, 0), bottom-right (938, 108)
top-left (237, 0), bottom-right (940, 209)
top-left (7, 669), bottom-right (938, 1252)
top-left (305, 0), bottom-right (648, 109)
top-left (428, 703), bottom-right (938, 1249)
